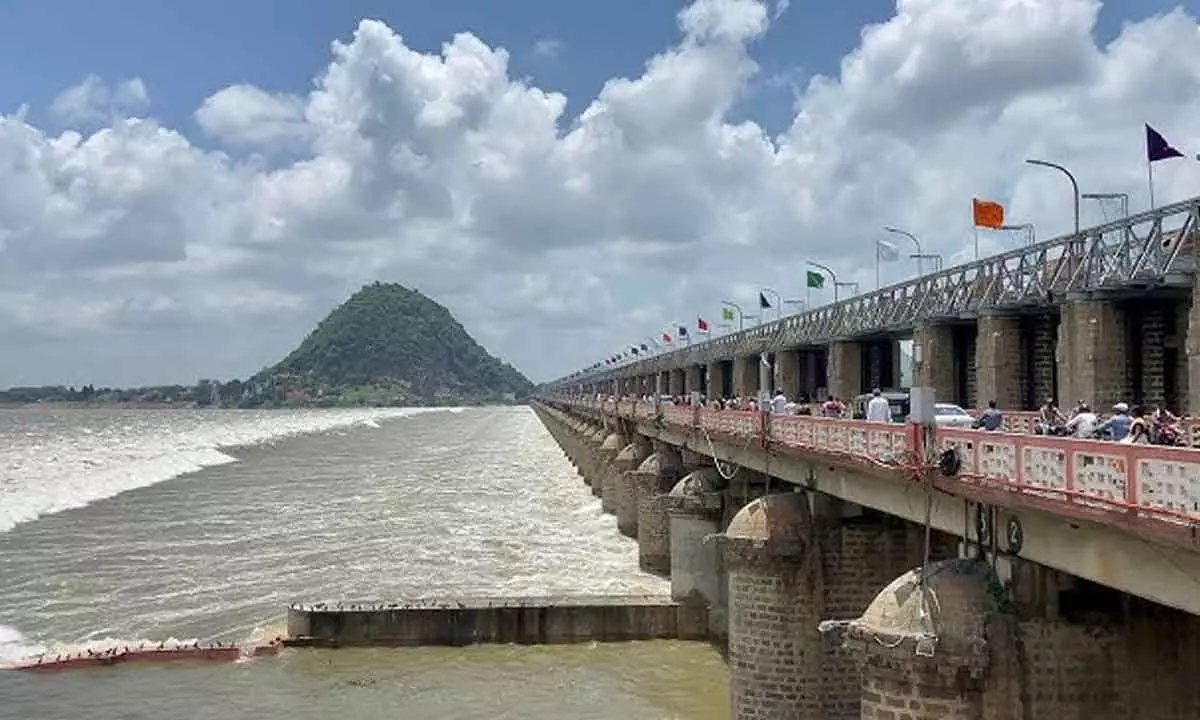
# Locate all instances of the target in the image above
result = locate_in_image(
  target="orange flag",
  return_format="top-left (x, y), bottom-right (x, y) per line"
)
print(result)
top-left (973, 198), bottom-right (1005, 229)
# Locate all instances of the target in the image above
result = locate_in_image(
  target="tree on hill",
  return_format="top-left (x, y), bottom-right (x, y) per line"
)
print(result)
top-left (267, 282), bottom-right (533, 405)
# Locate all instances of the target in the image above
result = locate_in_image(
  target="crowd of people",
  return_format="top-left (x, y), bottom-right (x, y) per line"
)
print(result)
top-left (587, 391), bottom-right (1187, 446)
top-left (620, 391), bottom-right (835, 416)
top-left (1034, 399), bottom-right (1184, 445)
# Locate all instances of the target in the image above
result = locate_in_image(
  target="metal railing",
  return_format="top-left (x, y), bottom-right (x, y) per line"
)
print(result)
top-left (552, 195), bottom-right (1200, 388)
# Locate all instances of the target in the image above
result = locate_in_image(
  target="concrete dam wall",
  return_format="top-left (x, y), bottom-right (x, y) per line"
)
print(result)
top-left (285, 595), bottom-right (708, 647)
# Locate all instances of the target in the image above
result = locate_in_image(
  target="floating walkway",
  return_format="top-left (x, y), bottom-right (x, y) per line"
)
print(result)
top-left (11, 638), bottom-right (283, 672)
top-left (285, 595), bottom-right (707, 647)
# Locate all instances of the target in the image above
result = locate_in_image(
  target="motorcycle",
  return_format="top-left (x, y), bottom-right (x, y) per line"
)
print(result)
top-left (1035, 421), bottom-right (1071, 437)
top-left (1151, 420), bottom-right (1186, 446)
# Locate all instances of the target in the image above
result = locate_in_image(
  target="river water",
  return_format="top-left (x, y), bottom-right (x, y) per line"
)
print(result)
top-left (0, 406), bottom-right (727, 719)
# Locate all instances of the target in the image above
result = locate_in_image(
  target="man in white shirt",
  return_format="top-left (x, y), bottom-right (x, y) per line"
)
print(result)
top-left (1065, 403), bottom-right (1099, 438)
top-left (866, 389), bottom-right (891, 422)
top-left (771, 391), bottom-right (788, 414)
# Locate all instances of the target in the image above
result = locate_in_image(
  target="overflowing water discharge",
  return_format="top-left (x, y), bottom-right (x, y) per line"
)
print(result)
top-left (0, 406), bottom-right (727, 718)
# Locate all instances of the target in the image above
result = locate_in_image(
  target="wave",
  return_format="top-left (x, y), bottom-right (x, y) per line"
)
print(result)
top-left (0, 616), bottom-right (291, 667)
top-left (0, 624), bottom-right (43, 665)
top-left (0, 407), bottom-right (442, 534)
top-left (0, 623), bottom-right (213, 667)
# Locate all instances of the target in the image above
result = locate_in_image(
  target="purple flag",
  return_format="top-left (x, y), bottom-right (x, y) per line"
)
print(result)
top-left (1147, 124), bottom-right (1184, 163)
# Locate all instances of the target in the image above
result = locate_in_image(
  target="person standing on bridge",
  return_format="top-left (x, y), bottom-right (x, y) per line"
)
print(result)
top-left (866, 389), bottom-right (890, 422)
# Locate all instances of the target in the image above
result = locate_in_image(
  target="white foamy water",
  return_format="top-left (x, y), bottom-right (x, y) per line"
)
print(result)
top-left (0, 406), bottom-right (669, 668)
top-left (0, 406), bottom-right (439, 533)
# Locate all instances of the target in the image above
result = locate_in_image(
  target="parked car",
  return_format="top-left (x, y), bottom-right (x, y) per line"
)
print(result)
top-left (934, 403), bottom-right (975, 427)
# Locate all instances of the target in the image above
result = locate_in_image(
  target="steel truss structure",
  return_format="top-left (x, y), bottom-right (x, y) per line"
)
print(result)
top-left (554, 195), bottom-right (1200, 387)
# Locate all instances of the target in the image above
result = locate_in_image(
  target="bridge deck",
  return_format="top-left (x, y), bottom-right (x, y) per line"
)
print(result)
top-left (564, 398), bottom-right (1200, 552)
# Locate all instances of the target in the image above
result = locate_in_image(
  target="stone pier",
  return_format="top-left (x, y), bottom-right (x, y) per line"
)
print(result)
top-left (714, 492), bottom-right (932, 720)
top-left (631, 444), bottom-right (684, 575)
top-left (585, 427), bottom-right (608, 496)
top-left (597, 431), bottom-right (628, 514)
top-left (825, 559), bottom-right (993, 720)
top-left (664, 467), bottom-right (728, 641)
top-left (612, 439), bottom-right (651, 536)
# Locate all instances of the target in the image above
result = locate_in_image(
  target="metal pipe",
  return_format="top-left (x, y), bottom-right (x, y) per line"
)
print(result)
top-left (999, 223), bottom-right (1036, 246)
top-left (1026, 158), bottom-right (1080, 236)
top-left (1081, 192), bottom-right (1129, 221)
top-left (885, 226), bottom-right (924, 276)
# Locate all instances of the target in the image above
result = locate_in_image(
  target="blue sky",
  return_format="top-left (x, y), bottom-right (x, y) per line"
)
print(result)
top-left (2, 0), bottom-right (1200, 386)
top-left (4, 0), bottom-right (1189, 140)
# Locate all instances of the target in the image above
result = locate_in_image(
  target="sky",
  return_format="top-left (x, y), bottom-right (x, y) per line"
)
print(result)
top-left (1, 0), bottom-right (1199, 388)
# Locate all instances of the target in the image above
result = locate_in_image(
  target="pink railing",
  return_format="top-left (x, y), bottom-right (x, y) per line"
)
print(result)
top-left (662, 405), bottom-right (697, 428)
top-left (934, 428), bottom-right (1200, 528)
top-left (554, 397), bottom-right (1200, 546)
top-left (569, 400), bottom-right (1196, 443)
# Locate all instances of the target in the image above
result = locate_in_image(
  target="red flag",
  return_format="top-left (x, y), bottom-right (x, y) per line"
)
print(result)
top-left (972, 198), bottom-right (1005, 229)
top-left (662, 332), bottom-right (672, 343)
top-left (697, 316), bottom-right (709, 332)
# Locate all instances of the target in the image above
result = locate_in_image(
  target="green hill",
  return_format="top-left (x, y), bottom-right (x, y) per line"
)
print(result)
top-left (262, 282), bottom-right (533, 406)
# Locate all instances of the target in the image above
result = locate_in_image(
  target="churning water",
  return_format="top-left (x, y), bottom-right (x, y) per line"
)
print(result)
top-left (0, 406), bottom-right (726, 719)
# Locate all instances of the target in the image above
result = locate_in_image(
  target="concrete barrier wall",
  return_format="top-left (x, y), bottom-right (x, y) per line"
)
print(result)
top-left (286, 595), bottom-right (708, 647)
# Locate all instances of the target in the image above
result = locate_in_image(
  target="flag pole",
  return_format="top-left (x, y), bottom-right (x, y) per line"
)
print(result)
top-left (875, 242), bottom-right (881, 291)
top-left (972, 201), bottom-right (980, 260)
top-left (1148, 159), bottom-right (1156, 210)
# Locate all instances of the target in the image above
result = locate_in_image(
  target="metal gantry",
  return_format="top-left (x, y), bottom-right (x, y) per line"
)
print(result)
top-left (556, 195), bottom-right (1200, 387)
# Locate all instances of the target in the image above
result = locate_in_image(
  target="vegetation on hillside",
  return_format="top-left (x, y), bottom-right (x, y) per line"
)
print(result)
top-left (0, 283), bottom-right (533, 408)
top-left (260, 282), bottom-right (533, 406)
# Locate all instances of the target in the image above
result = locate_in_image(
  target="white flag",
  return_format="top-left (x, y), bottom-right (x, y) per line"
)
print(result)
top-left (877, 239), bottom-right (900, 262)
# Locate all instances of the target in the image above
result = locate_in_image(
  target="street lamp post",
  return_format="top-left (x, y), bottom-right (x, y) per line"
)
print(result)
top-left (1025, 159), bottom-right (1080, 236)
top-left (721, 300), bottom-right (745, 331)
top-left (807, 261), bottom-right (840, 302)
top-left (884, 226), bottom-right (924, 276)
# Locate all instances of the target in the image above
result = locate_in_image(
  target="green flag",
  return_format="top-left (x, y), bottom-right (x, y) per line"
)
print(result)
top-left (806, 270), bottom-right (825, 289)
top-left (721, 306), bottom-right (735, 321)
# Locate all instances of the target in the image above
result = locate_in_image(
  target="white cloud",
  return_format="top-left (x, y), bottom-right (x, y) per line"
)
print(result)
top-left (49, 75), bottom-right (149, 124)
top-left (195, 84), bottom-right (312, 148)
top-left (3, 0), bottom-right (1200, 387)
top-left (532, 37), bottom-right (562, 59)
